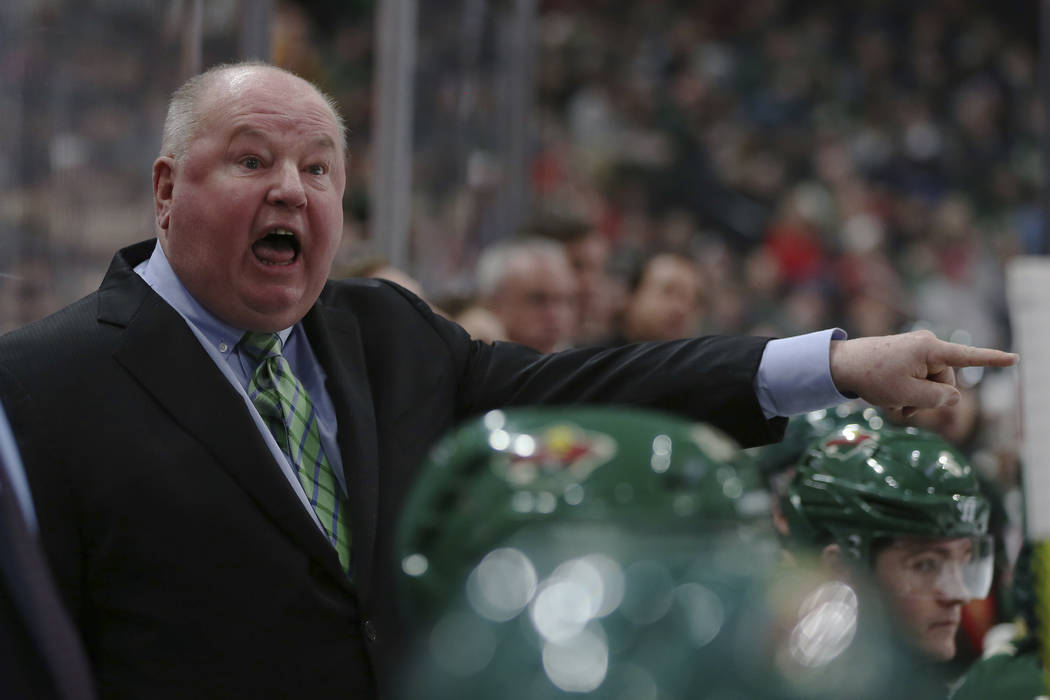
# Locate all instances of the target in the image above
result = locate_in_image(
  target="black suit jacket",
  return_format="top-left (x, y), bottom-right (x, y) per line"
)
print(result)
top-left (0, 240), bottom-right (784, 699)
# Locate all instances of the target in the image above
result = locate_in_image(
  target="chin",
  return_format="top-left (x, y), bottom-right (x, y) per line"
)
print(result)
top-left (922, 639), bottom-right (956, 662)
top-left (224, 303), bottom-right (306, 333)
top-left (244, 294), bottom-right (312, 328)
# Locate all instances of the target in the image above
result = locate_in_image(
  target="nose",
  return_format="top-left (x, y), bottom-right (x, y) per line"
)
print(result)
top-left (935, 563), bottom-right (970, 603)
top-left (267, 161), bottom-right (307, 208)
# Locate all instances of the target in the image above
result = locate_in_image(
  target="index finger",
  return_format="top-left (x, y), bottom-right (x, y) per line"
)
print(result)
top-left (937, 342), bottom-right (1019, 368)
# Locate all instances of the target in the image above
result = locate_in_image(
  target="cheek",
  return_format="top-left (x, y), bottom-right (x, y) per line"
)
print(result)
top-left (875, 564), bottom-right (923, 622)
top-left (888, 594), bottom-right (947, 650)
top-left (311, 189), bottom-right (344, 228)
top-left (307, 205), bottom-right (344, 267)
top-left (317, 218), bottom-right (343, 259)
top-left (167, 203), bottom-right (245, 276)
top-left (888, 594), bottom-right (927, 625)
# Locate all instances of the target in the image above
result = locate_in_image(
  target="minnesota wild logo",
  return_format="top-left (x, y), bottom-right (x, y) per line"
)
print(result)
top-left (492, 423), bottom-right (617, 488)
top-left (822, 426), bottom-right (875, 458)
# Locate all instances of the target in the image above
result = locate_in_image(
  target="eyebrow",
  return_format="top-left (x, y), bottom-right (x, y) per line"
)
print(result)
top-left (900, 543), bottom-right (972, 558)
top-left (311, 134), bottom-right (337, 151)
top-left (913, 547), bottom-right (951, 557)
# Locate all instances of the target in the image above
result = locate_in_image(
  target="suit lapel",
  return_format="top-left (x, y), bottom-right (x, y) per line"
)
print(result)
top-left (302, 301), bottom-right (379, 599)
top-left (100, 243), bottom-right (354, 591)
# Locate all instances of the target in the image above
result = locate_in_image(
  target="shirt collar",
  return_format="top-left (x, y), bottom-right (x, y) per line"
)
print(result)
top-left (134, 241), bottom-right (293, 355)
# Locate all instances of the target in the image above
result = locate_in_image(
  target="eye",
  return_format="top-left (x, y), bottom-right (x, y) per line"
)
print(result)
top-left (912, 557), bottom-right (942, 576)
top-left (241, 156), bottom-right (262, 170)
top-left (306, 163), bottom-right (328, 176)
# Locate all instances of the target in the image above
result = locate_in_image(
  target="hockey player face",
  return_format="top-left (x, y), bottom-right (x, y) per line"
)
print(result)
top-left (872, 536), bottom-right (992, 661)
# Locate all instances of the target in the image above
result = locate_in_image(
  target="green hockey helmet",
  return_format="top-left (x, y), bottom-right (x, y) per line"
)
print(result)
top-left (397, 406), bottom-right (772, 622)
top-left (750, 403), bottom-right (886, 488)
top-left (783, 424), bottom-right (992, 599)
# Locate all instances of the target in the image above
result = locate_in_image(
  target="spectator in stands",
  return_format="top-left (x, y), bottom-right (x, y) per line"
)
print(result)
top-left (531, 215), bottom-right (619, 346)
top-left (476, 237), bottom-right (578, 353)
top-left (611, 251), bottom-right (704, 343)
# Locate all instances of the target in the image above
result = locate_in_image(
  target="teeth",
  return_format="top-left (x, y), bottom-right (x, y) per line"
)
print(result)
top-left (269, 228), bottom-right (295, 237)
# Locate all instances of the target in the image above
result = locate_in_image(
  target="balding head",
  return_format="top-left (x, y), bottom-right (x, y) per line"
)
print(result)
top-left (160, 61), bottom-right (347, 163)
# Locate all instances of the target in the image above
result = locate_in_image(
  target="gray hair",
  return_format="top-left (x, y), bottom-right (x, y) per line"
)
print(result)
top-left (159, 61), bottom-right (347, 161)
top-left (476, 238), bottom-right (570, 300)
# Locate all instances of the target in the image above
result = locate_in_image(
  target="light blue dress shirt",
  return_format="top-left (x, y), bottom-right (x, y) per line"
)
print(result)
top-left (135, 244), bottom-right (346, 535)
top-left (135, 241), bottom-right (849, 531)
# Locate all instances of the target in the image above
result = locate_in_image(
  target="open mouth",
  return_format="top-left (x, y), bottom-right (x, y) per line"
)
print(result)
top-left (252, 228), bottom-right (301, 266)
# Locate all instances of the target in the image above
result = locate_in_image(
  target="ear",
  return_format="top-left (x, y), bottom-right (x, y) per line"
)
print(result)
top-left (153, 156), bottom-right (176, 234)
top-left (821, 543), bottom-right (847, 574)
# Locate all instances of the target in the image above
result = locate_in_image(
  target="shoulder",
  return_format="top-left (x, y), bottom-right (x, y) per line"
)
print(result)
top-left (952, 646), bottom-right (1044, 700)
top-left (0, 294), bottom-right (110, 421)
top-left (0, 294), bottom-right (104, 361)
top-left (320, 276), bottom-right (430, 316)
top-left (317, 277), bottom-right (464, 342)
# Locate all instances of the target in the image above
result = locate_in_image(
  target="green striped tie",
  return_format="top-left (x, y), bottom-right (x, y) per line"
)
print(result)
top-left (241, 332), bottom-right (351, 574)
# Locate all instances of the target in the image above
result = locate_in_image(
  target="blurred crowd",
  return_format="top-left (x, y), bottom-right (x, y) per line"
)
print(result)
top-left (324, 0), bottom-right (1035, 596)
top-left (268, 1), bottom-right (1039, 351)
top-left (0, 0), bottom-right (250, 329)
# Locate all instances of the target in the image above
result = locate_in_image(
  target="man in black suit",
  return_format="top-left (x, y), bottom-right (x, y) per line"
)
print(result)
top-left (0, 62), bottom-right (1016, 699)
top-left (0, 401), bottom-right (96, 700)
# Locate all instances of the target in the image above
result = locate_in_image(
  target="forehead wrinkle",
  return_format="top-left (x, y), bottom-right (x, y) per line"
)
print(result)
top-left (202, 69), bottom-right (342, 145)
top-left (222, 114), bottom-right (340, 155)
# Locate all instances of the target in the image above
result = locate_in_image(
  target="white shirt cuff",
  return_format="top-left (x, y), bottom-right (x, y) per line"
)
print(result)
top-left (755, 328), bottom-right (851, 418)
